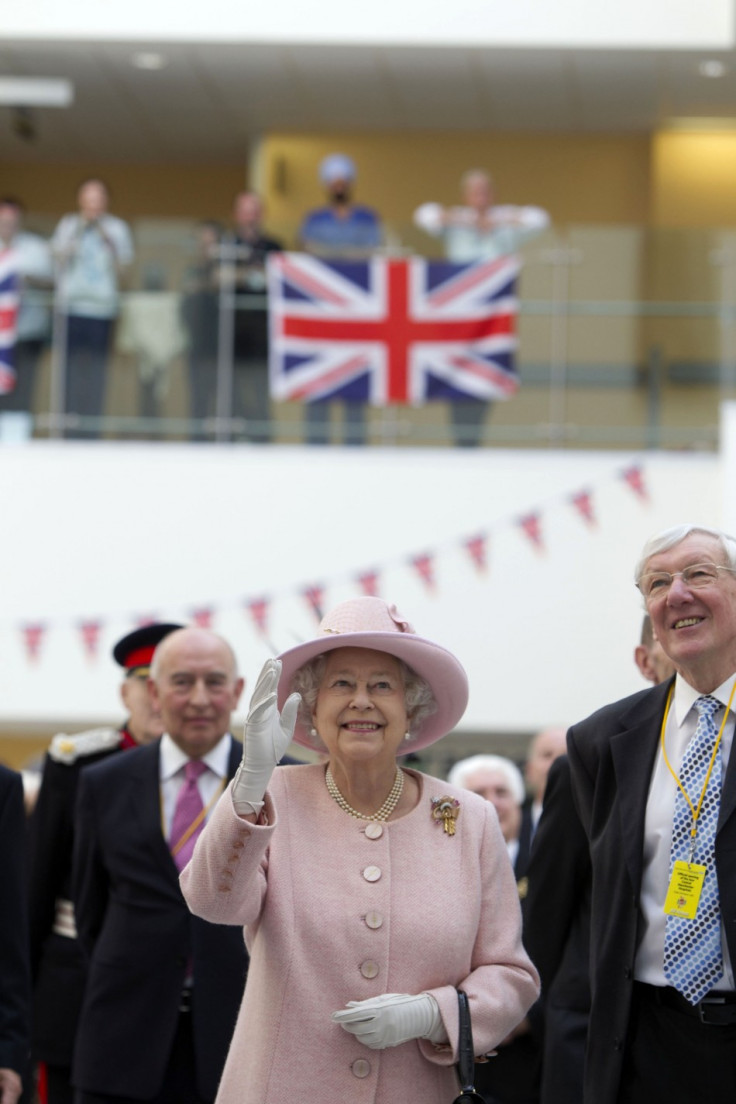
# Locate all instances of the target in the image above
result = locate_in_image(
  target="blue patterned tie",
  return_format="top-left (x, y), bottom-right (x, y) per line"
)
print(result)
top-left (663, 695), bottom-right (724, 1004)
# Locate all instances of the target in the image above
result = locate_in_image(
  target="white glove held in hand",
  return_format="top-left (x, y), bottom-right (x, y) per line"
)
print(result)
top-left (232, 658), bottom-right (300, 816)
top-left (332, 993), bottom-right (445, 1049)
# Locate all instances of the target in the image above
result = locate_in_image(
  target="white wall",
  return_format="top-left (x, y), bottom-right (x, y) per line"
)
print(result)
top-left (0, 430), bottom-right (728, 735)
top-left (3, 0), bottom-right (732, 48)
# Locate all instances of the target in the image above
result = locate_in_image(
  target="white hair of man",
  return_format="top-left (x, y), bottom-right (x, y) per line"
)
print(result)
top-left (447, 753), bottom-right (525, 805)
top-left (634, 524), bottom-right (736, 588)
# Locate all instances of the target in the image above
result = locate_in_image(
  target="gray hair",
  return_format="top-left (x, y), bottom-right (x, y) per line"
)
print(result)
top-left (634, 524), bottom-right (736, 587)
top-left (290, 652), bottom-right (437, 751)
top-left (447, 754), bottom-right (525, 805)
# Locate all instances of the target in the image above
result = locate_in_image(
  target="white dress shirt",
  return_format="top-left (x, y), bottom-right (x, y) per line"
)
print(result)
top-left (635, 673), bottom-right (736, 989)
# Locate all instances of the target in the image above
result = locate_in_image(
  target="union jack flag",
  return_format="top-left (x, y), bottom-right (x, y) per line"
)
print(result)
top-left (0, 247), bottom-right (19, 395)
top-left (267, 253), bottom-right (520, 405)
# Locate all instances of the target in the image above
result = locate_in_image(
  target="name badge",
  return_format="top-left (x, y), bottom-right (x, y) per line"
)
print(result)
top-left (663, 860), bottom-right (707, 920)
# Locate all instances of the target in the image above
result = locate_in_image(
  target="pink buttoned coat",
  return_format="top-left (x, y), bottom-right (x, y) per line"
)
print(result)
top-left (180, 764), bottom-right (539, 1104)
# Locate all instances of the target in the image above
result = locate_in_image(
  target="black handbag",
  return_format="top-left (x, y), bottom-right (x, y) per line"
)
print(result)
top-left (452, 990), bottom-right (485, 1103)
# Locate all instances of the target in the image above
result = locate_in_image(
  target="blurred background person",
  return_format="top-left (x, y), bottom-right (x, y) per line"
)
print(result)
top-left (224, 191), bottom-right (282, 443)
top-left (299, 153), bottom-right (383, 447)
top-left (448, 751), bottom-right (540, 1104)
top-left (28, 622), bottom-right (182, 1104)
top-left (299, 153), bottom-right (382, 257)
top-left (414, 169), bottom-right (549, 448)
top-left (523, 727), bottom-right (568, 841)
top-left (51, 178), bottom-right (134, 438)
top-left (180, 220), bottom-right (222, 440)
top-left (413, 169), bottom-right (549, 265)
top-left (448, 753), bottom-right (527, 872)
top-left (0, 197), bottom-right (53, 421)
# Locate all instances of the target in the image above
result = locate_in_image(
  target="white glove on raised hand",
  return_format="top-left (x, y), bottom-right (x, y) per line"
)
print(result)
top-left (332, 993), bottom-right (445, 1050)
top-left (232, 658), bottom-right (300, 816)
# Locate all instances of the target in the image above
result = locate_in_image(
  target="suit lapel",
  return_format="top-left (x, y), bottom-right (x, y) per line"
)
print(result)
top-left (130, 741), bottom-right (182, 883)
top-left (611, 681), bottom-right (672, 893)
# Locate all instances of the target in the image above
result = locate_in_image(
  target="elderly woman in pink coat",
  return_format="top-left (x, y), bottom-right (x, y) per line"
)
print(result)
top-left (181, 597), bottom-right (539, 1103)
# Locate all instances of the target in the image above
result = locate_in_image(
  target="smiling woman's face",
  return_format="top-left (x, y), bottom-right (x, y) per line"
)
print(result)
top-left (312, 647), bottom-right (409, 766)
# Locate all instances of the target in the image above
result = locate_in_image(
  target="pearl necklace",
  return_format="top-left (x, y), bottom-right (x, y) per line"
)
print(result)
top-left (325, 765), bottom-right (404, 822)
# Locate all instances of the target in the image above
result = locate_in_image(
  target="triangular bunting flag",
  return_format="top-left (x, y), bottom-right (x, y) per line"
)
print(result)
top-left (518, 512), bottom-right (544, 552)
top-left (464, 534), bottom-right (488, 573)
top-left (570, 489), bottom-right (596, 527)
top-left (357, 570), bottom-right (380, 596)
top-left (246, 597), bottom-right (270, 636)
top-left (411, 553), bottom-right (436, 592)
top-left (191, 608), bottom-right (214, 629)
top-left (79, 620), bottom-right (102, 659)
top-left (22, 623), bottom-right (46, 663)
top-left (303, 585), bottom-right (325, 622)
top-left (621, 464), bottom-right (648, 501)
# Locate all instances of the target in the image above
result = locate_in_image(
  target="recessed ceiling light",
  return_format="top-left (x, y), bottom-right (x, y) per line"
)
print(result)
top-left (699, 59), bottom-right (726, 79)
top-left (131, 52), bottom-right (168, 71)
top-left (0, 78), bottom-right (73, 107)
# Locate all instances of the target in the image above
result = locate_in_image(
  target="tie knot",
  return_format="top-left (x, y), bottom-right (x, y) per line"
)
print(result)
top-left (185, 759), bottom-right (207, 784)
top-left (695, 695), bottom-right (720, 719)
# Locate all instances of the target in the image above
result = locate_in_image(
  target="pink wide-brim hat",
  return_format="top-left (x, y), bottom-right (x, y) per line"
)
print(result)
top-left (277, 596), bottom-right (469, 753)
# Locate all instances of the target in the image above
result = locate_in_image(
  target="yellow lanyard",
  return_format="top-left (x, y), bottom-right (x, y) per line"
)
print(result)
top-left (660, 681), bottom-right (736, 859)
top-left (163, 777), bottom-right (225, 857)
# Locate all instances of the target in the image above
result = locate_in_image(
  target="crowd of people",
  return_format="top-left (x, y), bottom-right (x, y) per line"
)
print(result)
top-left (0, 159), bottom-right (549, 445)
top-left (2, 521), bottom-right (736, 1103)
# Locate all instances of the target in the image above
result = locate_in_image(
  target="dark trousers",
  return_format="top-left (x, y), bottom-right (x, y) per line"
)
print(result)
top-left (0, 337), bottom-right (46, 413)
top-left (618, 984), bottom-right (736, 1103)
top-left (540, 1006), bottom-right (587, 1104)
top-left (305, 399), bottom-right (367, 445)
top-left (75, 1010), bottom-right (208, 1104)
top-left (64, 315), bottom-right (113, 437)
top-left (449, 399), bottom-right (493, 447)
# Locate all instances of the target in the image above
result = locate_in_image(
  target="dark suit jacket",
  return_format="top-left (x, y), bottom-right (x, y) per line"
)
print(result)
top-left (525, 755), bottom-right (590, 1104)
top-left (525, 755), bottom-right (591, 1013)
top-left (72, 738), bottom-right (248, 1101)
top-left (0, 765), bottom-right (31, 1078)
top-left (28, 734), bottom-right (124, 1064)
top-left (566, 676), bottom-right (736, 1104)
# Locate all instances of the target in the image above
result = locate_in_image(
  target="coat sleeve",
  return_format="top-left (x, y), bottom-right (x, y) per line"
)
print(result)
top-left (0, 769), bottom-right (31, 1075)
top-left (524, 754), bottom-right (589, 992)
top-left (180, 781), bottom-right (273, 929)
top-left (421, 801), bottom-right (541, 1065)
top-left (72, 771), bottom-right (111, 958)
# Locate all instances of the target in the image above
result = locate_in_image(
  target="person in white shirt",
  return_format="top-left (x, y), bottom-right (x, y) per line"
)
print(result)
top-left (52, 179), bottom-right (134, 437)
top-left (413, 169), bottom-right (549, 447)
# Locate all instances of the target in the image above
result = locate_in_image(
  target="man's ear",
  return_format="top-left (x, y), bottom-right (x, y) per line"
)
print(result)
top-left (634, 644), bottom-right (657, 685)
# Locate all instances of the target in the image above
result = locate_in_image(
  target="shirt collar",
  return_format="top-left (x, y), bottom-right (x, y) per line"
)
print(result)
top-left (673, 672), bottom-right (736, 726)
top-left (159, 731), bottom-right (232, 781)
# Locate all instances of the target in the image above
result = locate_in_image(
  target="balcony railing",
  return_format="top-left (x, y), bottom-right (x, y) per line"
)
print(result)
top-left (4, 219), bottom-right (736, 449)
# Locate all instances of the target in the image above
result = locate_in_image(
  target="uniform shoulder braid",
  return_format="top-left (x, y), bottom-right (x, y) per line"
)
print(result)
top-left (49, 727), bottom-right (122, 764)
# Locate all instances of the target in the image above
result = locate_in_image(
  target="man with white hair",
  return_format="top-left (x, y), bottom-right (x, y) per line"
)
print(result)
top-left (448, 754), bottom-right (526, 866)
top-left (568, 523), bottom-right (736, 1104)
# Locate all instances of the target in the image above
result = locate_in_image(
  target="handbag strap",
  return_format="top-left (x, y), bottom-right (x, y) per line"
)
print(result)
top-left (457, 989), bottom-right (475, 1092)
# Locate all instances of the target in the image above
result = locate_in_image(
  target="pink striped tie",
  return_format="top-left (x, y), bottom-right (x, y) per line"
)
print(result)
top-left (169, 760), bottom-right (207, 872)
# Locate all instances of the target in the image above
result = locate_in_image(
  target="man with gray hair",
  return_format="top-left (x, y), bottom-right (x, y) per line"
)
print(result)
top-left (568, 523), bottom-right (736, 1104)
top-left (448, 754), bottom-right (526, 866)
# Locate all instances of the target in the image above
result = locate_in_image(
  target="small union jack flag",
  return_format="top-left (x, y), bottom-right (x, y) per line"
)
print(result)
top-left (268, 253), bottom-right (520, 406)
top-left (0, 247), bottom-right (19, 395)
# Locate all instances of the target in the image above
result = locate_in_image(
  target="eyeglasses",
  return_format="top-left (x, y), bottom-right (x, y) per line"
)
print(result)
top-left (637, 561), bottom-right (736, 600)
